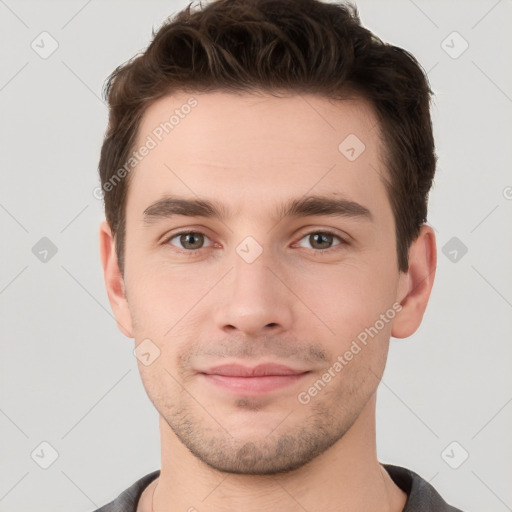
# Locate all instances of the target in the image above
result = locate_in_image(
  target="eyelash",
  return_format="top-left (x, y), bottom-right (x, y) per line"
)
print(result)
top-left (163, 229), bottom-right (347, 256)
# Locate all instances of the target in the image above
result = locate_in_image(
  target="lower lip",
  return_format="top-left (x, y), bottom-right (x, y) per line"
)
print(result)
top-left (201, 373), bottom-right (309, 394)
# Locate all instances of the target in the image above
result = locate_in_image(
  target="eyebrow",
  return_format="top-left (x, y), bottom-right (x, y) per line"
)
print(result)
top-left (143, 194), bottom-right (372, 224)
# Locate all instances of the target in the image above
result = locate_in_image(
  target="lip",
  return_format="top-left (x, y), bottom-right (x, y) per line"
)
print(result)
top-left (199, 363), bottom-right (310, 394)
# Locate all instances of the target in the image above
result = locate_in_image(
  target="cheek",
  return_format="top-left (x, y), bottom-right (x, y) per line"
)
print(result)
top-left (126, 259), bottom-right (212, 335)
top-left (136, 360), bottom-right (182, 414)
top-left (297, 260), bottom-right (399, 340)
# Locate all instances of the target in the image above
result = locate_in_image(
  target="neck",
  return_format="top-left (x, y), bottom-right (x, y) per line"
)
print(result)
top-left (142, 394), bottom-right (406, 512)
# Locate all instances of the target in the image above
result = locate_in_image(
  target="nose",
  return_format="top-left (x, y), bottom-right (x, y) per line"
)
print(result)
top-left (213, 247), bottom-right (294, 337)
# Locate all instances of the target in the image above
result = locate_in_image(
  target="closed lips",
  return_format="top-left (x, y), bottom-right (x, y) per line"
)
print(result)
top-left (202, 363), bottom-right (309, 377)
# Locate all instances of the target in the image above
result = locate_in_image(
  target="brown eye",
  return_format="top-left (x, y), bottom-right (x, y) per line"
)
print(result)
top-left (167, 231), bottom-right (211, 251)
top-left (296, 231), bottom-right (344, 251)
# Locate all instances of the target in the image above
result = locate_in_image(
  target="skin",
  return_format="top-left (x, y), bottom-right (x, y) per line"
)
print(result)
top-left (99, 91), bottom-right (436, 512)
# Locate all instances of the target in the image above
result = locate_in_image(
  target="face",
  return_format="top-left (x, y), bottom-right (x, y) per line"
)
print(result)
top-left (113, 91), bottom-right (411, 474)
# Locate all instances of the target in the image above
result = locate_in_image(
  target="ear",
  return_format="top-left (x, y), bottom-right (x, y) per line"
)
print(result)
top-left (392, 224), bottom-right (437, 339)
top-left (99, 220), bottom-right (134, 338)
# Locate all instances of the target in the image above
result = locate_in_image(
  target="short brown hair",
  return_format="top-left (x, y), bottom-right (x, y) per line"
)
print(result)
top-left (99, 0), bottom-right (436, 274)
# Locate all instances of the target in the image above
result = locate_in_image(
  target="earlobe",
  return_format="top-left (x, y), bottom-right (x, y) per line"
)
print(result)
top-left (99, 220), bottom-right (134, 338)
top-left (391, 225), bottom-right (437, 339)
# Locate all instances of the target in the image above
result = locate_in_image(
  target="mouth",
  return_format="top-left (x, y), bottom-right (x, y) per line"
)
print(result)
top-left (198, 363), bottom-right (311, 395)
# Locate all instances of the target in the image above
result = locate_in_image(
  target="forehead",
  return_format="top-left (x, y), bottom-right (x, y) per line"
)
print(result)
top-left (126, 90), bottom-right (390, 224)
top-left (137, 89), bottom-right (380, 162)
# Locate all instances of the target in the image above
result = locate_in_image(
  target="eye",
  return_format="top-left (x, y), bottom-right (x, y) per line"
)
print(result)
top-left (295, 231), bottom-right (345, 251)
top-left (166, 231), bottom-right (212, 252)
top-left (163, 229), bottom-right (347, 255)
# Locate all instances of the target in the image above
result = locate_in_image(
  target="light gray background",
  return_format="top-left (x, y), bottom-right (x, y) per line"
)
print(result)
top-left (1, 1), bottom-right (511, 511)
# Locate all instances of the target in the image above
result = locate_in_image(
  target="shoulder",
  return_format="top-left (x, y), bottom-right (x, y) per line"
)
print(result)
top-left (89, 469), bottom-right (161, 512)
top-left (383, 464), bottom-right (465, 512)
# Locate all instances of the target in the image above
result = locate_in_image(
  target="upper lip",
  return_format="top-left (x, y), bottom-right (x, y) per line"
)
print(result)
top-left (201, 363), bottom-right (309, 377)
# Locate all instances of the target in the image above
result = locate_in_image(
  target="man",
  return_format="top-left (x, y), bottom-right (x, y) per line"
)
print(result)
top-left (95, 0), bottom-right (464, 510)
